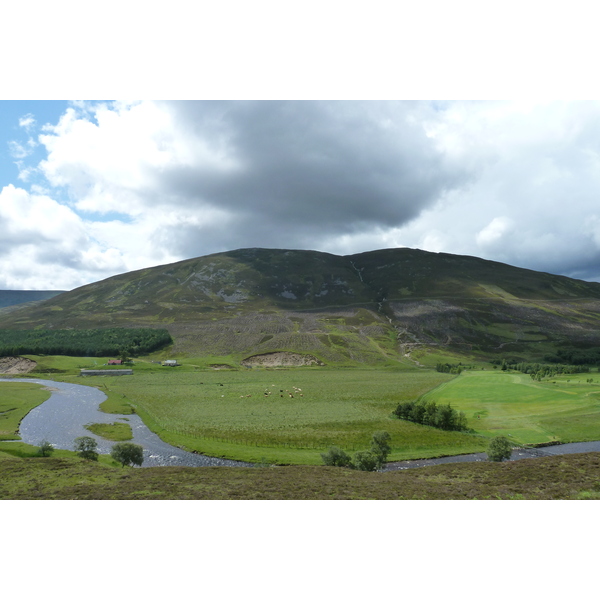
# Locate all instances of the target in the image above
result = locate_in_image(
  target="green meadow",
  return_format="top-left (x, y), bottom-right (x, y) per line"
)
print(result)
top-left (0, 382), bottom-right (51, 440)
top-left (16, 355), bottom-right (489, 464)
top-left (421, 370), bottom-right (600, 444)
top-left (84, 421), bottom-right (133, 441)
top-left (93, 366), bottom-right (489, 464)
top-left (9, 354), bottom-right (600, 465)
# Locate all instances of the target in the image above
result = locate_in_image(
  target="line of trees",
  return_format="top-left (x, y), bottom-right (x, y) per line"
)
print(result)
top-left (393, 399), bottom-right (469, 432)
top-left (436, 363), bottom-right (464, 374)
top-left (507, 361), bottom-right (590, 375)
top-left (544, 347), bottom-right (600, 366)
top-left (0, 327), bottom-right (172, 357)
top-left (73, 436), bottom-right (144, 467)
top-left (502, 361), bottom-right (590, 381)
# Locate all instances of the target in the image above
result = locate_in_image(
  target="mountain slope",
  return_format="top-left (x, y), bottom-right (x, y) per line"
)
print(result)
top-left (2, 247), bottom-right (600, 364)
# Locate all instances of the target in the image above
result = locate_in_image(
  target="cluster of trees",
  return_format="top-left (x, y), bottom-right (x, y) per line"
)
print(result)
top-left (393, 400), bottom-right (469, 432)
top-left (321, 431), bottom-right (391, 471)
top-left (435, 363), bottom-right (464, 374)
top-left (544, 347), bottom-right (600, 366)
top-left (73, 436), bottom-right (144, 467)
top-left (0, 327), bottom-right (172, 357)
top-left (508, 361), bottom-right (589, 375)
top-left (500, 361), bottom-right (590, 381)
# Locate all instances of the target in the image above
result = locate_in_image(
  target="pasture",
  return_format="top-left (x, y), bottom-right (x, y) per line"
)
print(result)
top-left (12, 354), bottom-right (600, 465)
top-left (421, 370), bottom-right (600, 444)
top-left (0, 382), bottom-right (51, 440)
top-left (82, 366), bottom-right (489, 464)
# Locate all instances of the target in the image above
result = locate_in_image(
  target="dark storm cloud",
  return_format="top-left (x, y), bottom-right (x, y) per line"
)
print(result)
top-left (155, 101), bottom-right (467, 253)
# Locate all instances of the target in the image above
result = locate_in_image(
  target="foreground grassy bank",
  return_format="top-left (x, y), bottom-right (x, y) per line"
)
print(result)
top-left (2, 447), bottom-right (600, 499)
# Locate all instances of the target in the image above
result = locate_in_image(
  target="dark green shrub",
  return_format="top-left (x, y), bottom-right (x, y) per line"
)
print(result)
top-left (321, 446), bottom-right (353, 468)
top-left (74, 436), bottom-right (99, 461)
top-left (353, 450), bottom-right (379, 472)
top-left (370, 431), bottom-right (391, 469)
top-left (38, 440), bottom-right (54, 457)
top-left (487, 436), bottom-right (512, 462)
top-left (111, 442), bottom-right (144, 467)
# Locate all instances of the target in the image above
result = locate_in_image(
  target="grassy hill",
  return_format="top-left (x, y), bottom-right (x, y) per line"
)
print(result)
top-left (2, 247), bottom-right (600, 364)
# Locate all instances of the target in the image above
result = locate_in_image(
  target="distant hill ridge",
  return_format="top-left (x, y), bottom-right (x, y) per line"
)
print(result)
top-left (0, 290), bottom-right (66, 309)
top-left (2, 247), bottom-right (600, 364)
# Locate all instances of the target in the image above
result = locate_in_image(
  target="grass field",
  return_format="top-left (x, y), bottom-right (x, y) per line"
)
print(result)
top-left (422, 370), bottom-right (600, 444)
top-left (13, 354), bottom-right (600, 465)
top-left (84, 422), bottom-right (133, 441)
top-left (0, 382), bottom-right (51, 440)
top-left (19, 355), bottom-right (490, 464)
top-left (87, 366), bottom-right (489, 464)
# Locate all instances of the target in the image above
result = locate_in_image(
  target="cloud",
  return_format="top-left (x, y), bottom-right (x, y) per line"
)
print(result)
top-left (476, 217), bottom-right (513, 247)
top-left (379, 101), bottom-right (600, 280)
top-left (8, 99), bottom-right (600, 289)
top-left (0, 184), bottom-right (128, 289)
top-left (36, 101), bottom-right (469, 261)
top-left (18, 114), bottom-right (36, 132)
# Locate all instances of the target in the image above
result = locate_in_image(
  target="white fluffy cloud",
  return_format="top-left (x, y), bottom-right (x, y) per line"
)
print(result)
top-left (5, 100), bottom-right (600, 289)
top-left (0, 184), bottom-right (128, 289)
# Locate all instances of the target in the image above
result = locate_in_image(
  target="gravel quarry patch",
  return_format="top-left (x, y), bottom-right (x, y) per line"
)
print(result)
top-left (0, 357), bottom-right (37, 374)
top-left (241, 351), bottom-right (324, 367)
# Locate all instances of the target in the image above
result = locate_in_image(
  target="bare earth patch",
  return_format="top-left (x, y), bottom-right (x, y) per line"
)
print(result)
top-left (0, 357), bottom-right (37, 374)
top-left (241, 352), bottom-right (324, 367)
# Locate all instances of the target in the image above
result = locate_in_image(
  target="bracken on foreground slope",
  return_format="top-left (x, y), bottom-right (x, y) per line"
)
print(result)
top-left (1, 451), bottom-right (600, 500)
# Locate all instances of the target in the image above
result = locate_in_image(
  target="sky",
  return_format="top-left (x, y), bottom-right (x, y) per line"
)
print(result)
top-left (4, 99), bottom-right (600, 290)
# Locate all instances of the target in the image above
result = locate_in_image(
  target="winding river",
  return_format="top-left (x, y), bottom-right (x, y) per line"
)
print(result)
top-left (0, 378), bottom-right (249, 468)
top-left (3, 377), bottom-right (600, 471)
top-left (383, 441), bottom-right (600, 471)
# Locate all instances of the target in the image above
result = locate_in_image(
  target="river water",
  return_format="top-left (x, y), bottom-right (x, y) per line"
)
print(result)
top-left (384, 441), bottom-right (600, 471)
top-left (0, 378), bottom-right (249, 468)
